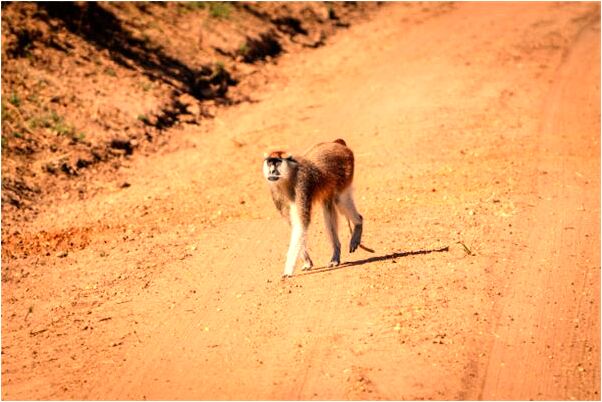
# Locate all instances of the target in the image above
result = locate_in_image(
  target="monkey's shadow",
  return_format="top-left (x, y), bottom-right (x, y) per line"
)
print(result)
top-left (296, 245), bottom-right (450, 276)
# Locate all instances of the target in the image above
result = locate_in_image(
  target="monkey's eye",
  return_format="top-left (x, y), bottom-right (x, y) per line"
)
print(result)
top-left (266, 158), bottom-right (282, 165)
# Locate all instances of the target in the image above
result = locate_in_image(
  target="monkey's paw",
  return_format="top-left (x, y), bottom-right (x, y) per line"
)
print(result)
top-left (328, 259), bottom-right (340, 267)
top-left (350, 224), bottom-right (363, 253)
top-left (350, 234), bottom-right (361, 253)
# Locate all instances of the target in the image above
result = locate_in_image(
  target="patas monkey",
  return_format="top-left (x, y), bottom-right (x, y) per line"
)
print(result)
top-left (263, 139), bottom-right (364, 277)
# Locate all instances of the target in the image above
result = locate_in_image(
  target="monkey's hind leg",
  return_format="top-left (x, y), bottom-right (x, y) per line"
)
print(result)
top-left (323, 198), bottom-right (341, 267)
top-left (336, 188), bottom-right (363, 253)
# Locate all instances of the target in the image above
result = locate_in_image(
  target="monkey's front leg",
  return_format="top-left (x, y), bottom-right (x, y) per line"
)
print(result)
top-left (283, 225), bottom-right (305, 277)
top-left (301, 248), bottom-right (313, 271)
top-left (283, 204), bottom-right (307, 277)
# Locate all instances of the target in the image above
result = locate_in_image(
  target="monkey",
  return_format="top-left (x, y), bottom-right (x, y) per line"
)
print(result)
top-left (263, 138), bottom-right (364, 277)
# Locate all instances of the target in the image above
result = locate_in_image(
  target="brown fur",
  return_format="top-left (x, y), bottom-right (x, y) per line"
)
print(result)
top-left (270, 140), bottom-right (354, 226)
top-left (299, 140), bottom-right (354, 201)
top-left (264, 139), bottom-right (363, 276)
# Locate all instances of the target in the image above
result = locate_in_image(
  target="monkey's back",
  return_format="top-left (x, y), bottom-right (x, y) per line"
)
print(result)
top-left (301, 140), bottom-right (354, 200)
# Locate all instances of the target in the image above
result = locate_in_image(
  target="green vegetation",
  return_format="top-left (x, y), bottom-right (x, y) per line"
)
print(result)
top-left (208, 2), bottom-right (231, 18)
top-left (137, 114), bottom-right (151, 124)
top-left (74, 132), bottom-right (86, 142)
top-left (28, 110), bottom-right (58, 129)
top-left (179, 1), bottom-right (206, 12)
top-left (27, 110), bottom-right (80, 140)
top-left (212, 61), bottom-right (227, 79)
top-left (1, 86), bottom-right (83, 144)
top-left (9, 92), bottom-right (21, 107)
top-left (238, 42), bottom-right (249, 57)
top-left (53, 120), bottom-right (75, 137)
top-left (178, 2), bottom-right (232, 18)
top-left (27, 93), bottom-right (40, 104)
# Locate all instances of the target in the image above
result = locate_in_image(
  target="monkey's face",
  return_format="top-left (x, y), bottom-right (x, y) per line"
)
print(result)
top-left (263, 153), bottom-right (294, 182)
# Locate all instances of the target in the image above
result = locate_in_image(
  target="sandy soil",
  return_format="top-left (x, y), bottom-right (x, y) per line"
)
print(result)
top-left (2, 2), bottom-right (600, 400)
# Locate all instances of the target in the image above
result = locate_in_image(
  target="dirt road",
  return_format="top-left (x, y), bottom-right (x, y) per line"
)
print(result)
top-left (2, 3), bottom-right (600, 400)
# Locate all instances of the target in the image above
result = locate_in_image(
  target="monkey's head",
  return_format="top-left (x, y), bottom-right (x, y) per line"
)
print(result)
top-left (263, 151), bottom-right (296, 183)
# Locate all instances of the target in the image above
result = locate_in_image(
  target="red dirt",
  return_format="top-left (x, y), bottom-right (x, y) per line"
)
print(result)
top-left (2, 2), bottom-right (600, 400)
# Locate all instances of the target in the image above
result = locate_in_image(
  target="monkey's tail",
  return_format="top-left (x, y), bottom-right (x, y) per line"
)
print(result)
top-left (346, 219), bottom-right (375, 253)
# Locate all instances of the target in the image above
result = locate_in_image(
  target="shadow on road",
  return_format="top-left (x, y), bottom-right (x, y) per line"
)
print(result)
top-left (297, 245), bottom-right (450, 276)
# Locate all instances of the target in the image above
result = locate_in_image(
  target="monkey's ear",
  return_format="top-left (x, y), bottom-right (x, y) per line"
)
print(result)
top-left (263, 152), bottom-right (269, 159)
top-left (282, 152), bottom-right (293, 160)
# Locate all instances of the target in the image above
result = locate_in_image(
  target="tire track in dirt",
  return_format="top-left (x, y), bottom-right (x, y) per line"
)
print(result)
top-left (479, 16), bottom-right (600, 401)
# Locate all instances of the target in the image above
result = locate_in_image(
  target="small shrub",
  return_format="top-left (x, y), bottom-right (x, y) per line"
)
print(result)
top-left (50, 110), bottom-right (61, 124)
top-left (137, 114), bottom-right (151, 124)
top-left (54, 121), bottom-right (75, 137)
top-left (238, 42), bottom-right (249, 57)
top-left (73, 132), bottom-right (86, 142)
top-left (27, 93), bottom-right (40, 104)
top-left (9, 92), bottom-right (20, 107)
top-left (28, 114), bottom-right (52, 129)
top-left (208, 2), bottom-right (231, 19)
top-left (28, 110), bottom-right (77, 138)
top-left (178, 1), bottom-right (206, 13)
